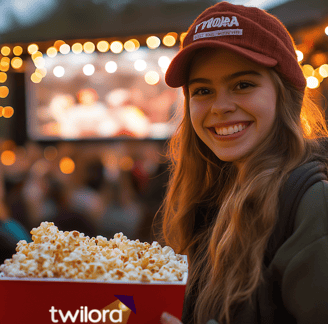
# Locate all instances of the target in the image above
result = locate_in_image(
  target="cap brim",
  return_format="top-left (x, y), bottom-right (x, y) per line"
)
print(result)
top-left (165, 40), bottom-right (278, 88)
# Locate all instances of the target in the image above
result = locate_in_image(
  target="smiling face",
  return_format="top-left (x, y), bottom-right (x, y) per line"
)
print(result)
top-left (188, 48), bottom-right (278, 168)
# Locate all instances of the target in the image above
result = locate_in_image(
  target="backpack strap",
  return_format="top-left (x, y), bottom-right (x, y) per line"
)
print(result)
top-left (264, 160), bottom-right (328, 267)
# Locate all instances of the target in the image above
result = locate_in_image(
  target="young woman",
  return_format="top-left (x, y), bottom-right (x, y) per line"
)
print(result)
top-left (157, 2), bottom-right (328, 324)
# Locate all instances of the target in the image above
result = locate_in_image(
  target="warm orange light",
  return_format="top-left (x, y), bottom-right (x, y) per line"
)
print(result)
top-left (11, 57), bottom-right (23, 69)
top-left (59, 157), bottom-right (75, 174)
top-left (0, 72), bottom-right (7, 83)
top-left (1, 150), bottom-right (16, 166)
top-left (145, 71), bottom-right (160, 85)
top-left (163, 35), bottom-right (176, 47)
top-left (31, 73), bottom-right (42, 83)
top-left (146, 36), bottom-right (160, 49)
top-left (302, 64), bottom-right (314, 78)
top-left (1, 46), bottom-right (10, 56)
top-left (119, 156), bottom-right (134, 171)
top-left (0, 62), bottom-right (9, 72)
top-left (13, 46), bottom-right (23, 56)
top-left (34, 56), bottom-right (45, 68)
top-left (44, 146), bottom-right (58, 161)
top-left (180, 32), bottom-right (187, 44)
top-left (72, 43), bottom-right (83, 54)
top-left (319, 64), bottom-right (328, 78)
top-left (110, 41), bottom-right (123, 54)
top-left (32, 51), bottom-right (43, 61)
top-left (83, 42), bottom-right (95, 54)
top-left (28, 44), bottom-right (39, 54)
top-left (306, 76), bottom-right (319, 89)
top-left (59, 44), bottom-right (70, 54)
top-left (124, 39), bottom-right (140, 52)
top-left (35, 68), bottom-right (47, 78)
top-left (97, 41), bottom-right (110, 52)
top-left (2, 106), bottom-right (14, 118)
top-left (1, 57), bottom-right (10, 67)
top-left (54, 40), bottom-right (65, 51)
top-left (47, 47), bottom-right (57, 58)
top-left (0, 86), bottom-right (9, 98)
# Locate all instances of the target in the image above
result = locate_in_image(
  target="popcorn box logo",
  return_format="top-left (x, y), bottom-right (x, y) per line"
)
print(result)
top-left (193, 15), bottom-right (242, 41)
top-left (50, 295), bottom-right (136, 323)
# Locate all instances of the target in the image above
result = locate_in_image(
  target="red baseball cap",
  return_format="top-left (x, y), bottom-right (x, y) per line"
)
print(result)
top-left (165, 1), bottom-right (306, 92)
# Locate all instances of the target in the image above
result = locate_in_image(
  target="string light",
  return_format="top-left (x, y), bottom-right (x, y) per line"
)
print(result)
top-left (53, 66), bottom-right (65, 78)
top-left (1, 46), bottom-right (10, 56)
top-left (0, 86), bottom-right (9, 98)
top-left (31, 73), bottom-right (42, 83)
top-left (83, 64), bottom-right (95, 76)
top-left (146, 36), bottom-right (160, 49)
top-left (47, 47), bottom-right (57, 58)
top-left (83, 42), bottom-right (95, 54)
top-left (97, 41), bottom-right (110, 53)
top-left (319, 64), bottom-right (328, 78)
top-left (0, 72), bottom-right (7, 83)
top-left (72, 43), bottom-right (83, 54)
top-left (296, 50), bottom-right (303, 62)
top-left (54, 40), bottom-right (65, 51)
top-left (163, 35), bottom-right (176, 47)
top-left (2, 106), bottom-right (14, 118)
top-left (11, 57), bottom-right (23, 69)
top-left (59, 157), bottom-right (75, 174)
top-left (306, 76), bottom-right (319, 89)
top-left (59, 44), bottom-right (70, 54)
top-left (31, 51), bottom-right (43, 61)
top-left (13, 46), bottom-right (23, 56)
top-left (110, 41), bottom-right (123, 54)
top-left (134, 59), bottom-right (147, 71)
top-left (27, 44), bottom-right (39, 55)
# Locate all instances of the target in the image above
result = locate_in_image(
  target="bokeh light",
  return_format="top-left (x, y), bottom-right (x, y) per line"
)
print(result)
top-left (54, 40), bottom-right (65, 51)
top-left (296, 50), bottom-right (303, 62)
top-left (110, 41), bottom-right (124, 54)
top-left (59, 44), bottom-right (70, 54)
top-left (53, 66), bottom-right (65, 78)
top-left (306, 76), bottom-right (319, 89)
top-left (35, 68), bottom-right (47, 78)
top-left (0, 72), bottom-right (7, 83)
top-left (163, 35), bottom-right (176, 47)
top-left (124, 40), bottom-right (137, 52)
top-left (59, 157), bottom-right (75, 174)
top-left (47, 47), bottom-right (58, 58)
top-left (83, 42), bottom-right (95, 54)
top-left (1, 46), bottom-right (10, 56)
top-left (1, 150), bottom-right (16, 166)
top-left (71, 43), bottom-right (82, 54)
top-left (32, 51), bottom-right (43, 61)
top-left (134, 59), bottom-right (147, 71)
top-left (180, 32), bottom-right (187, 44)
top-left (11, 57), bottom-right (23, 69)
top-left (31, 73), bottom-right (42, 83)
top-left (83, 64), bottom-right (95, 76)
top-left (319, 64), bottom-right (328, 78)
top-left (0, 86), bottom-right (9, 98)
top-left (158, 56), bottom-right (171, 70)
top-left (97, 41), bottom-right (110, 53)
top-left (34, 56), bottom-right (45, 68)
top-left (105, 61), bottom-right (117, 73)
top-left (302, 64), bottom-right (314, 78)
top-left (2, 106), bottom-right (14, 118)
top-left (28, 44), bottom-right (39, 55)
top-left (13, 46), bottom-right (23, 56)
top-left (145, 71), bottom-right (160, 85)
top-left (146, 36), bottom-right (161, 49)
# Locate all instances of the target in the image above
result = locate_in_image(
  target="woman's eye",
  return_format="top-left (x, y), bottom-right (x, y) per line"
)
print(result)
top-left (191, 88), bottom-right (211, 96)
top-left (234, 82), bottom-right (254, 90)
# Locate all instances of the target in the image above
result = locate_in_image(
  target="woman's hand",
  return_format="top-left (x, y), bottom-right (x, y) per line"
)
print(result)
top-left (160, 312), bottom-right (183, 324)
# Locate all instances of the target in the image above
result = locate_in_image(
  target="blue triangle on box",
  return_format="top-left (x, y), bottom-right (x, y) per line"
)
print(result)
top-left (114, 295), bottom-right (137, 314)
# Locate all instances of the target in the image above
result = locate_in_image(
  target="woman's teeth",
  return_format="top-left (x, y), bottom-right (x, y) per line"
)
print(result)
top-left (214, 123), bottom-right (247, 136)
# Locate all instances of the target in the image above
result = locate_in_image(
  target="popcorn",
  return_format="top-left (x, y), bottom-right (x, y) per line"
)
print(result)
top-left (0, 222), bottom-right (187, 282)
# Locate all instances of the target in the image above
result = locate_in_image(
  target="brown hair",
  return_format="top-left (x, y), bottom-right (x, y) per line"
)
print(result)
top-left (155, 69), bottom-right (328, 324)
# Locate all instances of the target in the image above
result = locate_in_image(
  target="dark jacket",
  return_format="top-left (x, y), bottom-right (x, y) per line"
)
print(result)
top-left (181, 180), bottom-right (328, 324)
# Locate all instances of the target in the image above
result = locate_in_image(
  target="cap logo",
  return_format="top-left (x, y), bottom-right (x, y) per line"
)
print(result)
top-left (193, 16), bottom-right (242, 41)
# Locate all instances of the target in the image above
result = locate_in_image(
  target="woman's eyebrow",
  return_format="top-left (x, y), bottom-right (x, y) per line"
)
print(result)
top-left (188, 70), bottom-right (263, 86)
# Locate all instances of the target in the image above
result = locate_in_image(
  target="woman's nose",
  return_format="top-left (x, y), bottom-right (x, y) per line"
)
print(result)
top-left (210, 91), bottom-right (237, 115)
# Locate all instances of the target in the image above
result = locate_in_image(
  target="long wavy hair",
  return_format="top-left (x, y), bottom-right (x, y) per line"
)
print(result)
top-left (155, 69), bottom-right (328, 324)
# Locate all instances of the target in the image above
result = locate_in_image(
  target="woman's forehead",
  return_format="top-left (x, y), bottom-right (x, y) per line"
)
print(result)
top-left (189, 48), bottom-right (266, 79)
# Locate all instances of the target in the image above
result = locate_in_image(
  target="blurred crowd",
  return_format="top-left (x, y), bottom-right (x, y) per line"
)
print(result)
top-left (0, 139), bottom-right (169, 264)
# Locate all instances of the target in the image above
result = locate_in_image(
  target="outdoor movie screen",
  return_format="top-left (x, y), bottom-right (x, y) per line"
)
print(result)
top-left (25, 47), bottom-right (183, 141)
